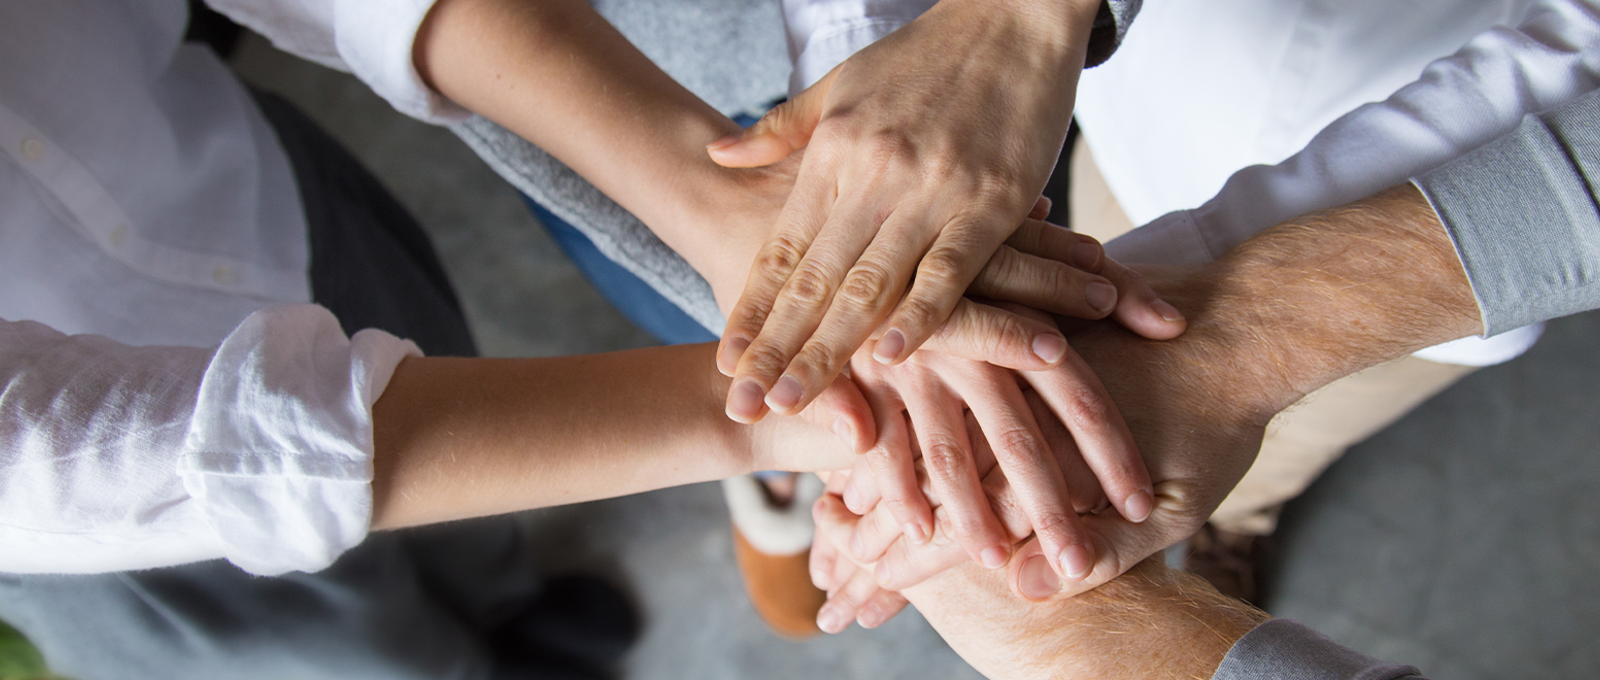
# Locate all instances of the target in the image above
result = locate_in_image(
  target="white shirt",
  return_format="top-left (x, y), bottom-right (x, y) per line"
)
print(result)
top-left (0, 0), bottom-right (455, 575)
top-left (784, 0), bottom-right (1600, 365)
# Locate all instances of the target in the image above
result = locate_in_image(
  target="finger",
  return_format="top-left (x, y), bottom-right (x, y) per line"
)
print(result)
top-left (840, 452), bottom-right (882, 514)
top-left (706, 69), bottom-right (836, 168)
top-left (968, 245), bottom-right (1119, 319)
top-left (874, 215), bottom-right (1016, 365)
top-left (1028, 196), bottom-right (1052, 220)
top-left (953, 362), bottom-right (1096, 582)
top-left (898, 366), bottom-right (1011, 569)
top-left (1007, 497), bottom-right (1202, 602)
top-left (810, 513), bottom-right (845, 591)
top-left (855, 589), bottom-right (911, 629)
top-left (817, 565), bottom-right (887, 634)
top-left (1019, 349), bottom-right (1155, 525)
top-left (1100, 259), bottom-right (1188, 341)
top-left (855, 371), bottom-right (934, 546)
top-left (917, 298), bottom-right (1071, 370)
top-left (736, 192), bottom-right (912, 417)
top-left (759, 204), bottom-right (936, 416)
top-left (1006, 219), bottom-right (1105, 273)
top-left (721, 180), bottom-right (839, 420)
top-left (798, 372), bottom-right (879, 453)
top-left (1021, 389), bottom-right (1109, 515)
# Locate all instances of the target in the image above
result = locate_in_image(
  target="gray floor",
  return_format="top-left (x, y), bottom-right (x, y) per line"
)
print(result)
top-left (231, 28), bottom-right (1600, 680)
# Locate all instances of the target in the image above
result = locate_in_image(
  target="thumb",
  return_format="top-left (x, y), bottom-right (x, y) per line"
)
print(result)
top-left (707, 68), bottom-right (837, 168)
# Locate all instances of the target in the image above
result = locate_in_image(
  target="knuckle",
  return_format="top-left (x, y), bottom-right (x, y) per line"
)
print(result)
top-left (894, 295), bottom-right (945, 336)
top-left (980, 312), bottom-right (1034, 361)
top-left (947, 512), bottom-right (990, 544)
top-left (835, 261), bottom-right (898, 313)
top-left (785, 264), bottom-right (837, 309)
top-left (1057, 385), bottom-right (1114, 429)
top-left (1029, 508), bottom-right (1077, 536)
top-left (740, 342), bottom-right (793, 378)
top-left (918, 436), bottom-right (970, 477)
top-left (756, 234), bottom-right (808, 277)
top-left (917, 244), bottom-right (968, 285)
top-left (795, 340), bottom-right (842, 378)
top-left (992, 426), bottom-right (1045, 462)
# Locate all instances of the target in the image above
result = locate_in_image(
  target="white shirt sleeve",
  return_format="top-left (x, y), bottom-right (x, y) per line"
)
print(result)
top-left (202, 0), bottom-right (469, 123)
top-left (1104, 0), bottom-right (1600, 365)
top-left (0, 305), bottom-right (419, 575)
top-left (1107, 0), bottom-right (1600, 268)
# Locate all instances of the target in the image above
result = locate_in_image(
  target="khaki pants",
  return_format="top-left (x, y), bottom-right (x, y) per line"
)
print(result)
top-left (1069, 138), bottom-right (1479, 535)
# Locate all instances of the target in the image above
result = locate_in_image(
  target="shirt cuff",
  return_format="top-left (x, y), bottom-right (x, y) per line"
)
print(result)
top-left (1414, 102), bottom-right (1600, 337)
top-left (333, 0), bottom-right (471, 124)
top-left (1213, 619), bottom-right (1425, 680)
top-left (179, 304), bottom-right (421, 576)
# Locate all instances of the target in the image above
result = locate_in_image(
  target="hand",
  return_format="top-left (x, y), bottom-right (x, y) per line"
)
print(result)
top-left (707, 0), bottom-right (1110, 421)
top-left (813, 485), bottom-right (1268, 680)
top-left (810, 265), bottom-right (1290, 627)
top-left (834, 330), bottom-right (1155, 584)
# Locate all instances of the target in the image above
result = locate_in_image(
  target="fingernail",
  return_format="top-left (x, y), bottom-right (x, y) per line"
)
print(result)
top-left (1060, 545), bottom-right (1094, 580)
top-left (717, 337), bottom-right (749, 375)
top-left (1031, 333), bottom-right (1067, 364)
top-left (833, 418), bottom-right (855, 447)
top-left (873, 329), bottom-right (906, 364)
top-left (857, 603), bottom-right (886, 629)
top-left (1086, 281), bottom-right (1117, 313)
top-left (1018, 554), bottom-right (1060, 599)
top-left (874, 559), bottom-right (894, 587)
top-left (726, 379), bottom-right (766, 422)
top-left (817, 604), bottom-right (850, 634)
top-left (1072, 241), bottom-right (1103, 270)
top-left (1153, 299), bottom-right (1186, 322)
top-left (766, 375), bottom-right (803, 412)
top-left (980, 546), bottom-right (1009, 569)
top-left (1124, 488), bottom-right (1154, 523)
top-left (904, 522), bottom-right (928, 545)
top-left (706, 134), bottom-right (741, 150)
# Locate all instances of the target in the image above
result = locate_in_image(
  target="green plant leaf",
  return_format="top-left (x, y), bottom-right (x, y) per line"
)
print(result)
top-left (0, 619), bottom-right (53, 680)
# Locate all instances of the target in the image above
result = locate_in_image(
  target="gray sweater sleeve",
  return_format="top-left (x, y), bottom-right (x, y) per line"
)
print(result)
top-left (1212, 619), bottom-right (1426, 680)
top-left (1414, 88), bottom-right (1600, 337)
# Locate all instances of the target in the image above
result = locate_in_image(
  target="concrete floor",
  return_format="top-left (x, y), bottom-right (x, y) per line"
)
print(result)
top-left (231, 26), bottom-right (1600, 680)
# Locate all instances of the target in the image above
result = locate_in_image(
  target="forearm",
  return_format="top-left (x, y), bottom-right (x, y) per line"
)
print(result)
top-left (413, 0), bottom-right (766, 300)
top-left (369, 343), bottom-right (851, 529)
top-left (904, 558), bottom-right (1268, 680)
top-left (1195, 184), bottom-right (1481, 412)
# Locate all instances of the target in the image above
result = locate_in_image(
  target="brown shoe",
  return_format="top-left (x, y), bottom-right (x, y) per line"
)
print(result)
top-left (1184, 523), bottom-right (1271, 605)
top-left (722, 475), bottom-right (827, 639)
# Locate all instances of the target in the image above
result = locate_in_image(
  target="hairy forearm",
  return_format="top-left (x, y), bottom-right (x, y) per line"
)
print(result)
top-left (368, 344), bottom-right (852, 529)
top-left (1194, 184), bottom-right (1481, 414)
top-left (413, 0), bottom-right (769, 301)
top-left (905, 558), bottom-right (1268, 680)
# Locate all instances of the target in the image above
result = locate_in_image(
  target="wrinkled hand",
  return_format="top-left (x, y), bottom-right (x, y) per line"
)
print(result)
top-left (810, 266), bottom-right (1293, 629)
top-left (708, 0), bottom-right (1114, 422)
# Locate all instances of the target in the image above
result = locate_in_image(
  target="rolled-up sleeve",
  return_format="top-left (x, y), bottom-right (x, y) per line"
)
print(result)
top-left (204, 0), bottom-right (470, 123)
top-left (1415, 89), bottom-right (1600, 336)
top-left (0, 305), bottom-right (419, 576)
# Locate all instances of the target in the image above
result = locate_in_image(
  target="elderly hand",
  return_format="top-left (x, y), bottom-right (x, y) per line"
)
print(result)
top-left (707, 0), bottom-right (1117, 422)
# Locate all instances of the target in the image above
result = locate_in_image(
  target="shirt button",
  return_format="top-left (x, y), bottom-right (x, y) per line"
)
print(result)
top-left (212, 265), bottom-right (236, 285)
top-left (20, 136), bottom-right (44, 161)
top-left (109, 224), bottom-right (129, 247)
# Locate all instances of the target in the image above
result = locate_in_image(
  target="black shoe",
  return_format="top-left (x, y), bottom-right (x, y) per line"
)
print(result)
top-left (487, 575), bottom-right (640, 680)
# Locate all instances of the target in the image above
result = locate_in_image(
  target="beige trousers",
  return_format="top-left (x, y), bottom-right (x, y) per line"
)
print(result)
top-left (1068, 138), bottom-right (1479, 535)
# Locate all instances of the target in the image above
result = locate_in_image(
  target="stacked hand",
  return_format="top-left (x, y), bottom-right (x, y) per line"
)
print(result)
top-left (804, 265), bottom-right (1291, 632)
